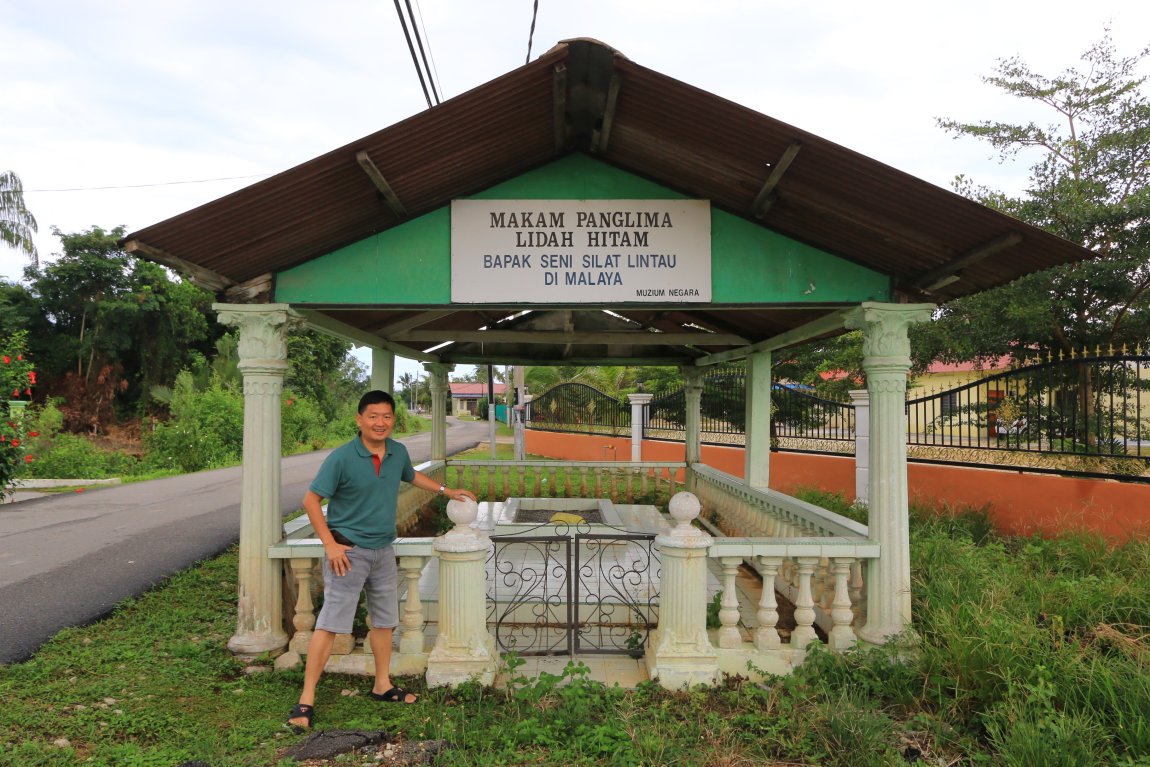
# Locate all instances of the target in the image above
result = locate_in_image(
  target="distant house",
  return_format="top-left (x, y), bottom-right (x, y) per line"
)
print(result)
top-left (449, 382), bottom-right (507, 416)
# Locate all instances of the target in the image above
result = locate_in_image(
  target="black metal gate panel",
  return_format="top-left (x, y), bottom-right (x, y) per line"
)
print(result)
top-left (487, 526), bottom-right (658, 657)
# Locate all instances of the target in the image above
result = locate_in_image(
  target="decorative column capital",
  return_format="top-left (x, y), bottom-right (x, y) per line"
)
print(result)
top-left (423, 363), bottom-right (453, 392)
top-left (626, 393), bottom-right (654, 406)
top-left (213, 303), bottom-right (301, 372)
top-left (843, 302), bottom-right (934, 366)
top-left (680, 366), bottom-right (705, 391)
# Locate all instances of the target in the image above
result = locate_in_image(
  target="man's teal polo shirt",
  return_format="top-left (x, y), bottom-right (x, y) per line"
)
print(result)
top-left (309, 436), bottom-right (416, 549)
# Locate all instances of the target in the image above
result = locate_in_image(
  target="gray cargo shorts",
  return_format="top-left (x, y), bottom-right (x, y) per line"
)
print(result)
top-left (314, 543), bottom-right (399, 634)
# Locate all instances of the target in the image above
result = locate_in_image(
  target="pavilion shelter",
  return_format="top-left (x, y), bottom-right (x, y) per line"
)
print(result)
top-left (121, 39), bottom-right (1094, 671)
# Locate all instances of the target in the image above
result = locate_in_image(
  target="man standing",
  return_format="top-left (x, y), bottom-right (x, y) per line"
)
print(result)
top-left (288, 390), bottom-right (476, 731)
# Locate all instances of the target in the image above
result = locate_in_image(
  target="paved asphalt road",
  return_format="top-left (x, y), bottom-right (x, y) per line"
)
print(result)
top-left (0, 418), bottom-right (492, 664)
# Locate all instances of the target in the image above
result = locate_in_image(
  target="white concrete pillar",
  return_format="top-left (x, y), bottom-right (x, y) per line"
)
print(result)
top-left (627, 393), bottom-right (653, 462)
top-left (423, 363), bottom-right (453, 461)
top-left (426, 499), bottom-right (499, 686)
top-left (646, 492), bottom-right (718, 688)
top-left (370, 348), bottom-right (394, 394)
top-left (682, 368), bottom-right (705, 466)
top-left (214, 303), bottom-right (297, 658)
top-left (848, 389), bottom-right (870, 506)
top-left (844, 302), bottom-right (934, 644)
top-left (744, 350), bottom-right (772, 490)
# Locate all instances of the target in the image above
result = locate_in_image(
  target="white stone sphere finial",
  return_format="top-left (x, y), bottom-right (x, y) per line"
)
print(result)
top-left (446, 497), bottom-right (478, 530)
top-left (668, 491), bottom-right (702, 534)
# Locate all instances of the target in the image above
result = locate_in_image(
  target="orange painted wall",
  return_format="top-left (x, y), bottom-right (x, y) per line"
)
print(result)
top-left (524, 430), bottom-right (1150, 541)
top-left (907, 463), bottom-right (1150, 542)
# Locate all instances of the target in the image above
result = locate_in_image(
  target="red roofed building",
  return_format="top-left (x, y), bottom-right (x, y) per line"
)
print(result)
top-left (449, 382), bottom-right (507, 416)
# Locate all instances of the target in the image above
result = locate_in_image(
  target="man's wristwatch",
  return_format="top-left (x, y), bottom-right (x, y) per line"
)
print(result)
top-left (437, 484), bottom-right (446, 496)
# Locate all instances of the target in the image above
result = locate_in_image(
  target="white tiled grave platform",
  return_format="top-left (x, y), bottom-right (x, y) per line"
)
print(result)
top-left (393, 499), bottom-right (764, 686)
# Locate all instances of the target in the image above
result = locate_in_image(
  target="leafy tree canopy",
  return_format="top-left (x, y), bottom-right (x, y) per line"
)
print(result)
top-left (917, 32), bottom-right (1150, 362)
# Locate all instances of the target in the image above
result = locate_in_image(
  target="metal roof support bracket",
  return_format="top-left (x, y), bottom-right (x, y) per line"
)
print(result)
top-left (355, 150), bottom-right (408, 219)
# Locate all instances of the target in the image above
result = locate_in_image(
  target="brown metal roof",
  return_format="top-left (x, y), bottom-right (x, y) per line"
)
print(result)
top-left (122, 38), bottom-right (1094, 367)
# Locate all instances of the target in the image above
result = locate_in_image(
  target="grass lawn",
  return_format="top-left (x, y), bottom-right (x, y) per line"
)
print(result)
top-left (1, 500), bottom-right (1148, 766)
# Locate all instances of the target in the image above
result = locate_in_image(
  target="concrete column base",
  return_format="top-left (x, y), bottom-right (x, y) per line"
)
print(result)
top-left (426, 633), bottom-right (500, 687)
top-left (644, 628), bottom-right (719, 689)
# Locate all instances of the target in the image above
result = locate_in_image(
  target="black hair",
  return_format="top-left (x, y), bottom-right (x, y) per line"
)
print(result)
top-left (358, 390), bottom-right (397, 414)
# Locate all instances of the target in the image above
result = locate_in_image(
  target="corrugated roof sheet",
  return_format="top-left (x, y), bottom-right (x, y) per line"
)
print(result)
top-left (122, 39), bottom-right (1095, 367)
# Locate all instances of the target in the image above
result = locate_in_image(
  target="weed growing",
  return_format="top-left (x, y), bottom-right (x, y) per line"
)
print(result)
top-left (2, 508), bottom-right (1149, 766)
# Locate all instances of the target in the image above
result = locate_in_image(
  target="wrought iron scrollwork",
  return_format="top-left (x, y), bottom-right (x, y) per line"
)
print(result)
top-left (487, 522), bottom-right (659, 656)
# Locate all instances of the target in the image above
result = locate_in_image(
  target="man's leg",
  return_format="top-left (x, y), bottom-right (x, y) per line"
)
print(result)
top-left (368, 626), bottom-right (416, 702)
top-left (290, 628), bottom-right (336, 728)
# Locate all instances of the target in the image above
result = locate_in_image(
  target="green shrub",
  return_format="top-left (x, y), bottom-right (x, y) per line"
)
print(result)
top-left (281, 392), bottom-right (328, 451)
top-left (22, 432), bottom-right (137, 479)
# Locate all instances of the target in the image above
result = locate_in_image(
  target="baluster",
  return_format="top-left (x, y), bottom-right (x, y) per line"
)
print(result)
top-left (815, 558), bottom-right (832, 611)
top-left (500, 465), bottom-right (509, 499)
top-left (718, 557), bottom-right (743, 648)
top-left (517, 465), bottom-right (526, 497)
top-left (288, 558), bottom-right (317, 653)
top-left (486, 465), bottom-right (495, 499)
top-left (640, 467), bottom-right (649, 499)
top-left (626, 468), bottom-right (635, 503)
top-left (754, 556), bottom-right (783, 650)
top-left (610, 469), bottom-right (619, 502)
top-left (531, 467), bottom-right (541, 496)
top-left (463, 465), bottom-right (474, 496)
top-left (578, 466), bottom-right (589, 496)
top-left (791, 557), bottom-right (819, 650)
top-left (547, 466), bottom-right (558, 497)
top-left (828, 557), bottom-right (857, 652)
top-left (398, 556), bottom-right (427, 656)
top-left (564, 466), bottom-right (573, 497)
top-left (849, 559), bottom-right (866, 623)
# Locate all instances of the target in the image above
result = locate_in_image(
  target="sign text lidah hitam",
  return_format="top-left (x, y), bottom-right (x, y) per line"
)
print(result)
top-left (451, 199), bottom-right (711, 303)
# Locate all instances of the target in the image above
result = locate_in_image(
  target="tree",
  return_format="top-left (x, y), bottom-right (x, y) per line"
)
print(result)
top-left (0, 171), bottom-right (37, 266)
top-left (919, 33), bottom-right (1150, 362)
top-left (26, 226), bottom-right (221, 426)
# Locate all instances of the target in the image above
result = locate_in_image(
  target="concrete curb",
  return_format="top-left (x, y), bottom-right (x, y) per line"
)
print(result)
top-left (12, 478), bottom-right (123, 489)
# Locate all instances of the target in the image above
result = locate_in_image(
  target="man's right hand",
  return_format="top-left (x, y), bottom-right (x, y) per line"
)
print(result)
top-left (324, 541), bottom-right (353, 576)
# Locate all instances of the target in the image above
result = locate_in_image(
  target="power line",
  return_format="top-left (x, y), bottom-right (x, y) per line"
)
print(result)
top-left (526, 0), bottom-right (540, 65)
top-left (393, 0), bottom-right (437, 108)
top-left (405, 0), bottom-right (440, 105)
top-left (410, 0), bottom-right (443, 103)
top-left (21, 173), bottom-right (272, 194)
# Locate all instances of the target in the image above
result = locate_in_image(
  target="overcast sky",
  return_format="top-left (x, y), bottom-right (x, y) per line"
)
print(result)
top-left (3, 0), bottom-right (1148, 385)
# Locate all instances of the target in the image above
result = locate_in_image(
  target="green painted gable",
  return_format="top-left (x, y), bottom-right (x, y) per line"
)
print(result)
top-left (274, 154), bottom-right (891, 305)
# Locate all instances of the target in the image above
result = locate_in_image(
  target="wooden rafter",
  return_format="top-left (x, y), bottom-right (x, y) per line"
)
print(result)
top-left (592, 71), bottom-right (623, 154)
top-left (355, 151), bottom-right (408, 219)
top-left (123, 240), bottom-right (234, 292)
top-left (907, 232), bottom-right (1024, 292)
top-left (553, 63), bottom-right (568, 151)
top-left (750, 141), bottom-right (802, 218)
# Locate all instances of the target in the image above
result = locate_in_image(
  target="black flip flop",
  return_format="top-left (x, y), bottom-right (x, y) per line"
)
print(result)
top-left (287, 702), bottom-right (314, 733)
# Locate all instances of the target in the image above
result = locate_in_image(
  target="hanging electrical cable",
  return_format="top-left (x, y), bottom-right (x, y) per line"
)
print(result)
top-left (405, 0), bottom-right (440, 105)
top-left (409, 0), bottom-right (444, 103)
top-left (393, 0), bottom-right (435, 108)
top-left (525, 0), bottom-right (540, 65)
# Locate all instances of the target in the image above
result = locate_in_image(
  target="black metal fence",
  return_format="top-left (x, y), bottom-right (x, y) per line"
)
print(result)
top-left (773, 385), bottom-right (855, 445)
top-left (523, 353), bottom-right (1150, 480)
top-left (907, 352), bottom-right (1150, 469)
top-left (526, 381), bottom-right (630, 434)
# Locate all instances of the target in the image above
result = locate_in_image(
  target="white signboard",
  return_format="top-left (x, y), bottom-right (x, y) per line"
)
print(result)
top-left (451, 199), bottom-right (711, 303)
